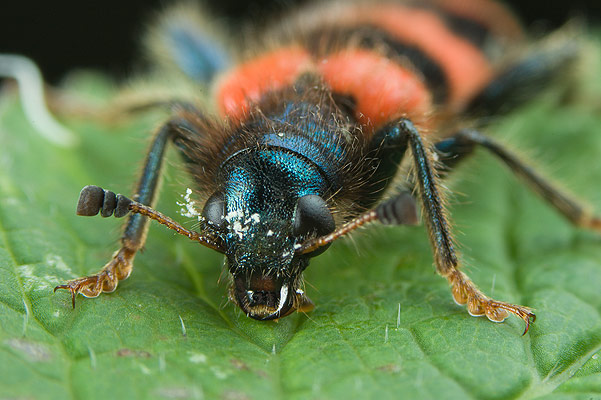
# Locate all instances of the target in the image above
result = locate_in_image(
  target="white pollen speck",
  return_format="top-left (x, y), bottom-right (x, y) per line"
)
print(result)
top-left (384, 325), bottom-right (389, 343)
top-left (396, 303), bottom-right (401, 329)
top-left (232, 221), bottom-right (248, 239)
top-left (593, 354), bottom-right (599, 360)
top-left (227, 210), bottom-right (262, 240)
top-left (266, 230), bottom-right (274, 236)
top-left (177, 188), bottom-right (201, 219)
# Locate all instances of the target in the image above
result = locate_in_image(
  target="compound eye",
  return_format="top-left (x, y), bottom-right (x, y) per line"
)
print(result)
top-left (293, 195), bottom-right (335, 257)
top-left (202, 192), bottom-right (226, 229)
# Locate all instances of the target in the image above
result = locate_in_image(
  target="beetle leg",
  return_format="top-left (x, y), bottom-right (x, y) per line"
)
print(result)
top-left (56, 120), bottom-right (185, 305)
top-left (436, 129), bottom-right (601, 232)
top-left (298, 119), bottom-right (535, 333)
top-left (399, 120), bottom-right (535, 333)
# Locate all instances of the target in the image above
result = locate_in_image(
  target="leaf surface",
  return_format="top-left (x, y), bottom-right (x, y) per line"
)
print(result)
top-left (1, 64), bottom-right (601, 400)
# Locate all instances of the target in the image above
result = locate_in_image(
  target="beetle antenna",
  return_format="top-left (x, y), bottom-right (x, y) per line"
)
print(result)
top-left (76, 185), bottom-right (225, 252)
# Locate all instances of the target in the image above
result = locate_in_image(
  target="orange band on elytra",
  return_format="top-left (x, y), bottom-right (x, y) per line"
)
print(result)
top-left (358, 5), bottom-right (495, 109)
top-left (318, 49), bottom-right (432, 130)
top-left (216, 47), bottom-right (312, 123)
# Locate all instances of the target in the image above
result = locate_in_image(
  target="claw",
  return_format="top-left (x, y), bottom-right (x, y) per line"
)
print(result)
top-left (53, 248), bottom-right (134, 308)
top-left (55, 280), bottom-right (99, 308)
top-left (54, 284), bottom-right (77, 308)
top-left (521, 310), bottom-right (536, 336)
top-left (486, 300), bottom-right (536, 335)
top-left (450, 271), bottom-right (536, 335)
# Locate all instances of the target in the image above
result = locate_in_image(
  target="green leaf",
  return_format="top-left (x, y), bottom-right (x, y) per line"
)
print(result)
top-left (1, 60), bottom-right (601, 400)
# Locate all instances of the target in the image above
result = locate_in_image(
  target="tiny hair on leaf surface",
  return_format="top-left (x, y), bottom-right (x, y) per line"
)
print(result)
top-left (1, 46), bottom-right (601, 400)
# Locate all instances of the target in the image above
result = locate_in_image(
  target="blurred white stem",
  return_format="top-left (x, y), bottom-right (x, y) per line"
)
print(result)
top-left (0, 54), bottom-right (77, 147)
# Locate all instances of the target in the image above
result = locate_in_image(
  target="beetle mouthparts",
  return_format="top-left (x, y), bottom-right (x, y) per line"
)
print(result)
top-left (232, 273), bottom-right (298, 320)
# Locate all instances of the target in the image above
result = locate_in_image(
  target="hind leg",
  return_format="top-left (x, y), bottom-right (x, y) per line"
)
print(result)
top-left (436, 129), bottom-right (601, 232)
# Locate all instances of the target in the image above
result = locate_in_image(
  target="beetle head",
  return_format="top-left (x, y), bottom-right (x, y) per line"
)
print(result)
top-left (202, 190), bottom-right (335, 319)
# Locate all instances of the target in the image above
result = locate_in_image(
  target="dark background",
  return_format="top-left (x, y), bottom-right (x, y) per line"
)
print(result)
top-left (1, 0), bottom-right (600, 84)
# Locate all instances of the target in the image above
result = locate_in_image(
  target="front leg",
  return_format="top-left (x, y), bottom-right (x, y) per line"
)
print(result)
top-left (55, 247), bottom-right (136, 307)
top-left (55, 121), bottom-right (177, 306)
top-left (377, 120), bottom-right (535, 333)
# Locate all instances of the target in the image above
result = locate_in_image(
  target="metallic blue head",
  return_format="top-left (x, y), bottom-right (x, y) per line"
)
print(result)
top-left (202, 146), bottom-right (335, 319)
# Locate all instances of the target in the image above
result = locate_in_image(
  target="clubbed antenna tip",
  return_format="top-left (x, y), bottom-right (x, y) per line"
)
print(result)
top-left (76, 185), bottom-right (132, 218)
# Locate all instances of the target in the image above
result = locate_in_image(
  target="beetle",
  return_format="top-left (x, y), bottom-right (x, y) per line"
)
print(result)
top-left (55, 0), bottom-right (600, 334)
